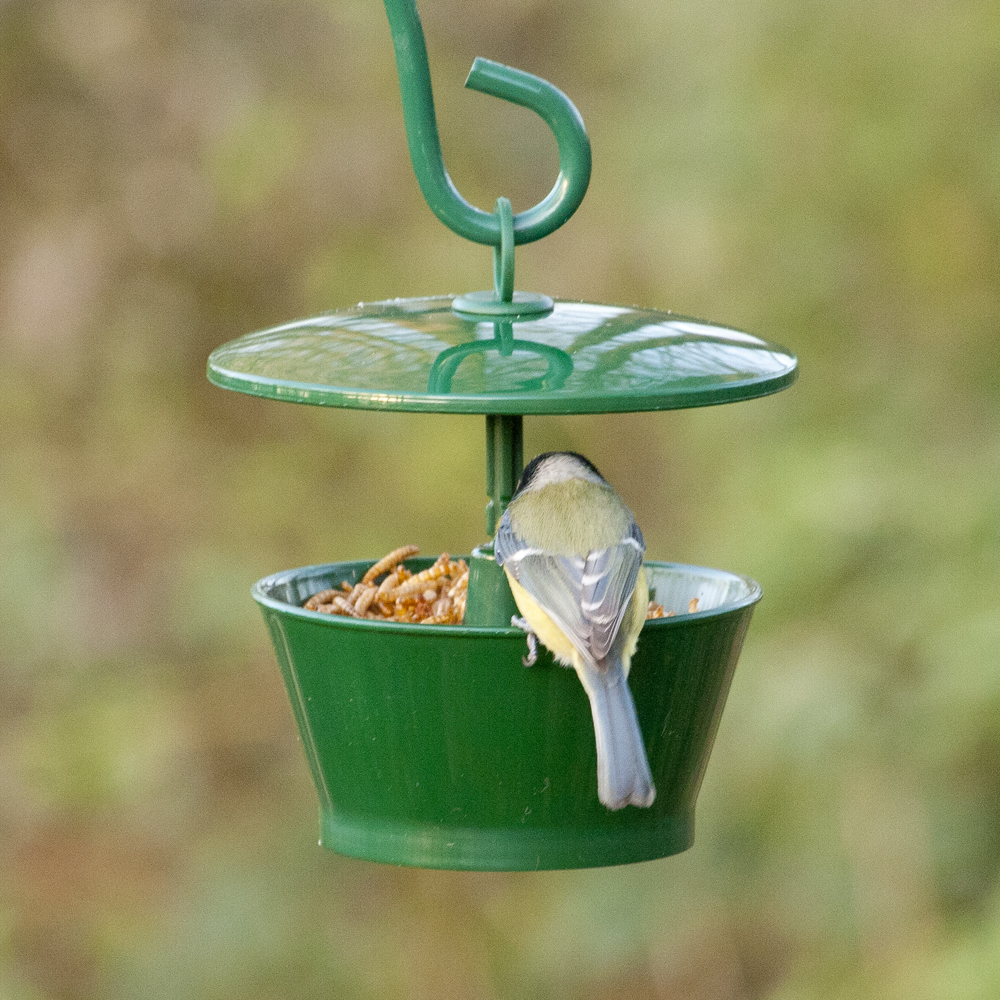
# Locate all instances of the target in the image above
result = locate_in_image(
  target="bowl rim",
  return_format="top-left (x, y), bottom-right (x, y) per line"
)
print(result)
top-left (252, 558), bottom-right (762, 636)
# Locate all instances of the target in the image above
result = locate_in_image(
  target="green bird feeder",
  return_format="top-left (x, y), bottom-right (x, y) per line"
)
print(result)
top-left (208, 0), bottom-right (797, 870)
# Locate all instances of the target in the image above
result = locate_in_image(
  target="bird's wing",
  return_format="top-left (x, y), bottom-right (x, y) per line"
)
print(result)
top-left (579, 522), bottom-right (645, 661)
top-left (495, 515), bottom-right (645, 666)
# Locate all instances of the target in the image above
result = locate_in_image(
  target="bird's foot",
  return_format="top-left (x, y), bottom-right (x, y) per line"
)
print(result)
top-left (511, 616), bottom-right (538, 667)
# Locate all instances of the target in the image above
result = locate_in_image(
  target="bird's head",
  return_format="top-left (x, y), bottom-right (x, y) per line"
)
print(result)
top-left (513, 451), bottom-right (607, 498)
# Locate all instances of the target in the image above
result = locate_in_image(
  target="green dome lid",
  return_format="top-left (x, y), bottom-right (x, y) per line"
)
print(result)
top-left (207, 296), bottom-right (797, 415)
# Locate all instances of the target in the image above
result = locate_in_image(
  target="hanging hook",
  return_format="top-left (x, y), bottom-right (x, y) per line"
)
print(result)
top-left (382, 0), bottom-right (592, 247)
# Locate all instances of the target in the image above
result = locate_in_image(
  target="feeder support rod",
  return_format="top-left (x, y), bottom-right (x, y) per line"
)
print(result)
top-left (485, 415), bottom-right (523, 537)
top-left (382, 0), bottom-right (591, 246)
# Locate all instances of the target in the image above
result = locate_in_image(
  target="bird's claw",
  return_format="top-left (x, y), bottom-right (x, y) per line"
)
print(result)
top-left (511, 616), bottom-right (539, 667)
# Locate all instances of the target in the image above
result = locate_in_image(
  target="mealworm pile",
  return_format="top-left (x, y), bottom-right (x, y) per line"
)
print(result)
top-left (303, 546), bottom-right (469, 624)
top-left (302, 545), bottom-right (701, 625)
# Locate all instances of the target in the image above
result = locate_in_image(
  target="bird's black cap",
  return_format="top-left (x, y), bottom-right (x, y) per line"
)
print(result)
top-left (514, 451), bottom-right (607, 496)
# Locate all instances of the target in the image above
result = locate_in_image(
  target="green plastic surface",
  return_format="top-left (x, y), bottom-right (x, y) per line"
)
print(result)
top-left (207, 297), bottom-right (798, 414)
top-left (484, 416), bottom-right (522, 537)
top-left (254, 557), bottom-right (760, 870)
top-left (463, 544), bottom-right (520, 627)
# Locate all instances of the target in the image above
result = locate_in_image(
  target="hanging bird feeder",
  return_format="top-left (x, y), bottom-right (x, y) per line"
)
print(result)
top-left (207, 0), bottom-right (796, 870)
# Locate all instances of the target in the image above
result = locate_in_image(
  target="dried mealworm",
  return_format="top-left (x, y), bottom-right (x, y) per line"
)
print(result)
top-left (304, 589), bottom-right (340, 611)
top-left (444, 559), bottom-right (467, 579)
top-left (387, 559), bottom-right (452, 600)
top-left (354, 585), bottom-right (378, 616)
top-left (688, 597), bottom-right (700, 614)
top-left (361, 545), bottom-right (420, 585)
top-left (447, 570), bottom-right (469, 599)
top-left (333, 595), bottom-right (363, 618)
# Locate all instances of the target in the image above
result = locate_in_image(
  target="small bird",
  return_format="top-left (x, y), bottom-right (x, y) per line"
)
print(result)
top-left (494, 451), bottom-right (655, 810)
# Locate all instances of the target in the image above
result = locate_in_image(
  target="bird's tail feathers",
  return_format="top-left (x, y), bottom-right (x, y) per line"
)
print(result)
top-left (576, 655), bottom-right (655, 810)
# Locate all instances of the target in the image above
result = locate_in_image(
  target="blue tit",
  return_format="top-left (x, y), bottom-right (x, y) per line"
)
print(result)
top-left (494, 451), bottom-right (655, 810)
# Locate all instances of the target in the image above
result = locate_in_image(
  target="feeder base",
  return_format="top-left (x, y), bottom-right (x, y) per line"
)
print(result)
top-left (320, 809), bottom-right (693, 870)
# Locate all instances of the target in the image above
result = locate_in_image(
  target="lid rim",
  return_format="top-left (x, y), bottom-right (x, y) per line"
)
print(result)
top-left (207, 361), bottom-right (798, 413)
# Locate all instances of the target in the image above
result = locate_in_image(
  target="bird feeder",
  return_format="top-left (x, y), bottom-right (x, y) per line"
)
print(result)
top-left (207, 0), bottom-right (796, 870)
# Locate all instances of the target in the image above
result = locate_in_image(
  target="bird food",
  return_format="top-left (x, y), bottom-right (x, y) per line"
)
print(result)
top-left (303, 547), bottom-right (469, 624)
top-left (646, 596), bottom-right (699, 618)
top-left (301, 544), bottom-right (690, 624)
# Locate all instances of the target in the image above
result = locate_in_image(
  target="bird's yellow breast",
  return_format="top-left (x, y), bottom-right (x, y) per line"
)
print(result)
top-left (506, 573), bottom-right (578, 668)
top-left (505, 566), bottom-right (648, 675)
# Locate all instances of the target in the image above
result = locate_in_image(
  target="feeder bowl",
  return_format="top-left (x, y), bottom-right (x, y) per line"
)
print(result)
top-left (254, 556), bottom-right (760, 870)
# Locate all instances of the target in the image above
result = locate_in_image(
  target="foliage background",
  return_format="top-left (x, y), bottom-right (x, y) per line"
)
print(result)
top-left (2, 0), bottom-right (999, 997)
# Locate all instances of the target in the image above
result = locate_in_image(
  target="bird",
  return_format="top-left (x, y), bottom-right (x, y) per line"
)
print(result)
top-left (494, 451), bottom-right (655, 810)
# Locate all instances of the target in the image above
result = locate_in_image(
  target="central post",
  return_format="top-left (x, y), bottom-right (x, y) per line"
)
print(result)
top-left (485, 414), bottom-right (523, 537)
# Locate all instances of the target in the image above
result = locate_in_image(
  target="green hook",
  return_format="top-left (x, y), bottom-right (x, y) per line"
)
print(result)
top-left (382, 0), bottom-right (592, 248)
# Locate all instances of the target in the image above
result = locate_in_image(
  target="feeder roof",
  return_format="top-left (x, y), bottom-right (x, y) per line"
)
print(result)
top-left (207, 297), bottom-right (797, 415)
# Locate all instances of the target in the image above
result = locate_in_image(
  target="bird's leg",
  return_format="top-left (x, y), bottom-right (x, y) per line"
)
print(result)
top-left (511, 616), bottom-right (539, 667)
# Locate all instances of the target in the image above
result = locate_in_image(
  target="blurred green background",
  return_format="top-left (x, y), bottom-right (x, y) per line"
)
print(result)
top-left (2, 0), bottom-right (999, 997)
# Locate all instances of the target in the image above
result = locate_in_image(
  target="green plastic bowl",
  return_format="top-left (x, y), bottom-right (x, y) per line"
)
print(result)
top-left (253, 558), bottom-right (760, 870)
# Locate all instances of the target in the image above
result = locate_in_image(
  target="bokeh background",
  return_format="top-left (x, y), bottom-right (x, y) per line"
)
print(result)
top-left (2, 0), bottom-right (999, 997)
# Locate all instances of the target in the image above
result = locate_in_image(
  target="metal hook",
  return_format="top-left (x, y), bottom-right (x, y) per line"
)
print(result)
top-left (382, 0), bottom-right (592, 248)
